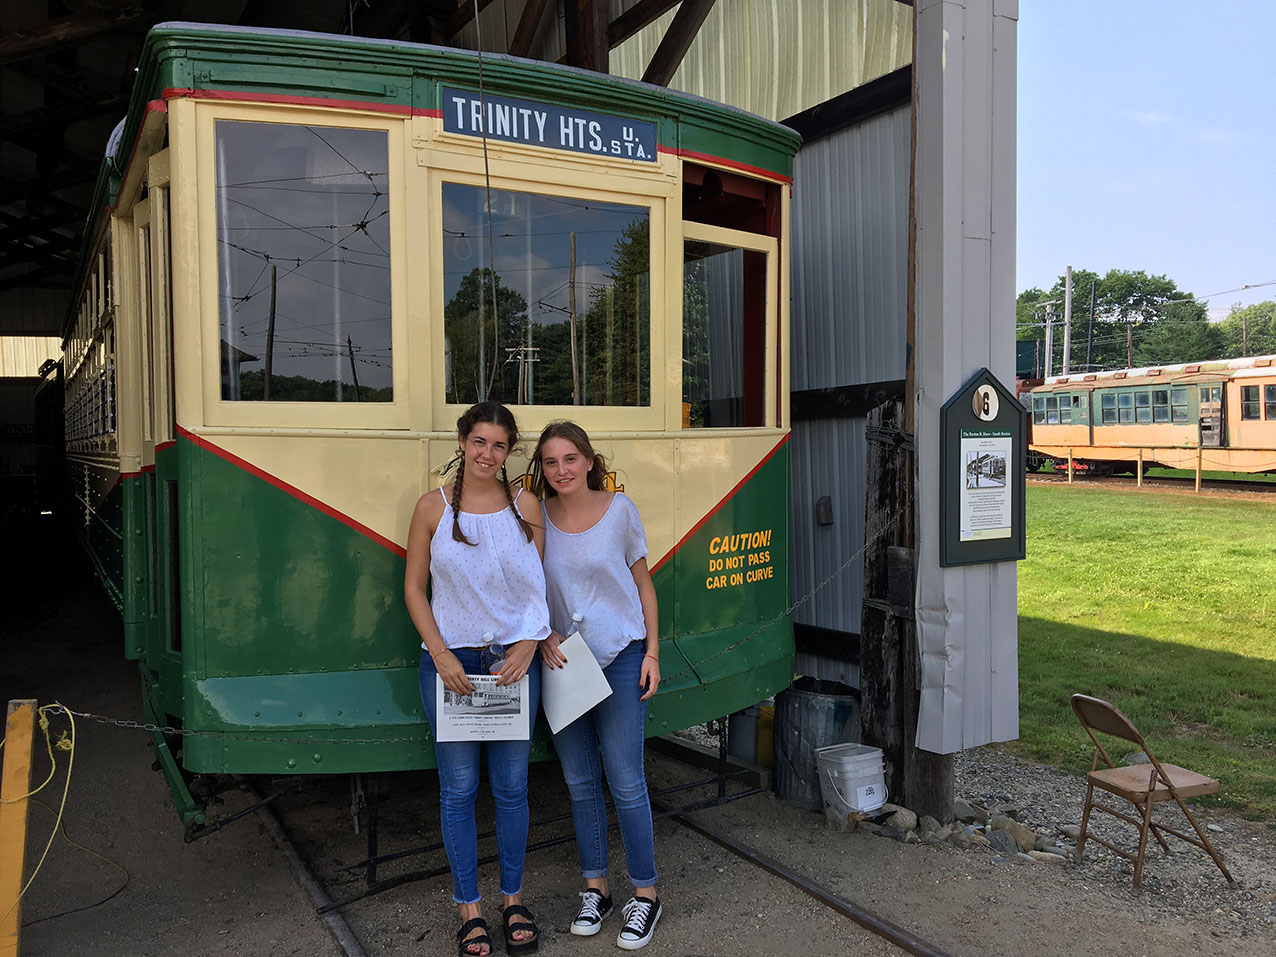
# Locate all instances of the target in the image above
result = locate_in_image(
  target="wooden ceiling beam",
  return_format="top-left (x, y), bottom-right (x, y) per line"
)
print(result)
top-left (0, 166), bottom-right (99, 208)
top-left (607, 0), bottom-right (680, 49)
top-left (442, 0), bottom-right (501, 41)
top-left (0, 94), bottom-right (130, 141)
top-left (0, 11), bottom-right (146, 67)
top-left (641, 0), bottom-right (716, 86)
top-left (565, 0), bottom-right (607, 72)
top-left (0, 262), bottom-right (73, 293)
top-left (508, 0), bottom-right (551, 58)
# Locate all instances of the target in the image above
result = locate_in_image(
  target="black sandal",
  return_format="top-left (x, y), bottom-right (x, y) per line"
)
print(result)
top-left (503, 904), bottom-right (540, 955)
top-left (456, 916), bottom-right (492, 957)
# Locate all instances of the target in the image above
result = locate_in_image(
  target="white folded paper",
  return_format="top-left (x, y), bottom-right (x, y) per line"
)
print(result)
top-left (541, 632), bottom-right (613, 734)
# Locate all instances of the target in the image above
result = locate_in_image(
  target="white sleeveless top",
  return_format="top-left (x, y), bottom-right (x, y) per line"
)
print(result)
top-left (427, 487), bottom-right (551, 650)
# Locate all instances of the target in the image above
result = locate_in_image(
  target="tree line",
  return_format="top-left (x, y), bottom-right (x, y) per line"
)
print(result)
top-left (1017, 268), bottom-right (1276, 375)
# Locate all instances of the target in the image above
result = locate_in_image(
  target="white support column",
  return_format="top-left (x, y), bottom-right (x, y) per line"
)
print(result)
top-left (912, 0), bottom-right (1020, 753)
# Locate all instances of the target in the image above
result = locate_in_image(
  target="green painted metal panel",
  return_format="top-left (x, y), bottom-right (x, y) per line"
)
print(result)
top-left (121, 473), bottom-right (149, 659)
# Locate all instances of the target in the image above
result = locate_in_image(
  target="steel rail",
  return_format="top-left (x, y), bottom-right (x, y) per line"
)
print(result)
top-left (654, 796), bottom-right (955, 957)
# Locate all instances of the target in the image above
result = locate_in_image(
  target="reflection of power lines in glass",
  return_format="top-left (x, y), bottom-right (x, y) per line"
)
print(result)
top-left (216, 120), bottom-right (393, 402)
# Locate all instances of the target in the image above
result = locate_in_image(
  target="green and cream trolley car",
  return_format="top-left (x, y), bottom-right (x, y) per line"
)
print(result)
top-left (66, 23), bottom-right (799, 824)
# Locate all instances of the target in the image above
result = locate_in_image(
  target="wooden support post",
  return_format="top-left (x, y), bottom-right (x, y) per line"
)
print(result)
top-left (1067, 448), bottom-right (1074, 484)
top-left (1136, 448), bottom-right (1143, 487)
top-left (860, 399), bottom-right (953, 822)
top-left (0, 699), bottom-right (37, 956)
top-left (1196, 446), bottom-right (1203, 493)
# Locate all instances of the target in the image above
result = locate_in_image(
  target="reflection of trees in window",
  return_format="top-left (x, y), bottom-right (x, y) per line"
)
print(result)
top-left (442, 184), bottom-right (649, 407)
top-left (215, 121), bottom-right (392, 402)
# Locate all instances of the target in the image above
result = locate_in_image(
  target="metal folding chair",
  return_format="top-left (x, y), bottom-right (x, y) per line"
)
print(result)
top-left (1070, 693), bottom-right (1234, 889)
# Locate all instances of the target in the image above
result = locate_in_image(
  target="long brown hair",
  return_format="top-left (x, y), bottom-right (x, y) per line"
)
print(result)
top-left (451, 401), bottom-right (534, 545)
top-left (529, 420), bottom-right (609, 499)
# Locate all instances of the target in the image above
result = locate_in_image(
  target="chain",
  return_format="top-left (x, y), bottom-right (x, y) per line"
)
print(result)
top-left (63, 709), bottom-right (427, 747)
top-left (660, 494), bottom-right (913, 685)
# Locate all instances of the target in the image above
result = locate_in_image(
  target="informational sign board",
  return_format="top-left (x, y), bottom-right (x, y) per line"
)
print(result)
top-left (939, 369), bottom-right (1026, 566)
top-left (442, 87), bottom-right (658, 162)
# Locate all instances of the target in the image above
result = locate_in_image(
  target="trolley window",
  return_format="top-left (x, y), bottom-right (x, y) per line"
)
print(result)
top-left (1032, 395), bottom-right (1046, 425)
top-left (1266, 384), bottom-right (1276, 420)
top-left (1137, 390), bottom-right (1154, 422)
top-left (1241, 385), bottom-right (1260, 420)
top-left (215, 120), bottom-right (392, 403)
top-left (1071, 395), bottom-right (1088, 422)
top-left (1117, 391), bottom-right (1134, 424)
top-left (441, 183), bottom-right (650, 408)
top-left (1171, 387), bottom-right (1189, 422)
top-left (1100, 392), bottom-right (1117, 424)
top-left (682, 240), bottom-right (768, 428)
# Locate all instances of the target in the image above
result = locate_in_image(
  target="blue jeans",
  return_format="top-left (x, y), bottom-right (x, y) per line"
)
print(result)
top-left (419, 648), bottom-right (542, 904)
top-left (552, 640), bottom-right (658, 887)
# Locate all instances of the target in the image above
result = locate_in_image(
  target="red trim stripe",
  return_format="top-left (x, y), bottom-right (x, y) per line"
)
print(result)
top-left (162, 88), bottom-right (416, 116)
top-left (660, 146), bottom-right (793, 185)
top-left (176, 426), bottom-right (407, 558)
top-left (156, 440), bottom-right (177, 453)
top-left (650, 433), bottom-right (790, 574)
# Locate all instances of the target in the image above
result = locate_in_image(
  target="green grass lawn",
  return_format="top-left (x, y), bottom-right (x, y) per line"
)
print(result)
top-left (1013, 484), bottom-right (1276, 818)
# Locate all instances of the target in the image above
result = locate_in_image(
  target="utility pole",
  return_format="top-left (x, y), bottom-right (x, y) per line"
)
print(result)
top-left (1086, 280), bottom-right (1096, 369)
top-left (1062, 266), bottom-right (1073, 374)
top-left (1044, 302), bottom-right (1055, 377)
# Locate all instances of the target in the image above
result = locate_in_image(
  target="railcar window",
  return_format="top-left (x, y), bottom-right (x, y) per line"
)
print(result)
top-left (1241, 385), bottom-right (1260, 420)
top-left (1101, 392), bottom-right (1116, 424)
top-left (441, 184), bottom-right (650, 407)
top-left (1045, 395), bottom-right (1059, 424)
top-left (1134, 391), bottom-right (1151, 423)
top-left (215, 121), bottom-right (392, 402)
top-left (1171, 387), bottom-right (1189, 422)
top-left (1070, 395), bottom-right (1086, 422)
top-left (682, 241), bottom-right (767, 428)
top-left (1117, 392), bottom-right (1134, 424)
top-left (1032, 396), bottom-right (1046, 425)
top-left (1151, 389), bottom-right (1169, 423)
top-left (1265, 384), bottom-right (1276, 420)
top-left (1058, 396), bottom-right (1070, 424)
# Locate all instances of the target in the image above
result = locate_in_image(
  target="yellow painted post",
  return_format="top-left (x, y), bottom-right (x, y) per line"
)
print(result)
top-left (0, 699), bottom-right (37, 956)
top-left (1196, 446), bottom-right (1203, 493)
top-left (1067, 448), bottom-right (1074, 484)
top-left (1137, 448), bottom-right (1143, 487)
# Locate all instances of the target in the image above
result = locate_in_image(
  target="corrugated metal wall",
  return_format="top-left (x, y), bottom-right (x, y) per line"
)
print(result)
top-left (610, 0), bottom-right (912, 121)
top-left (789, 105), bottom-right (910, 661)
top-left (0, 336), bottom-right (60, 377)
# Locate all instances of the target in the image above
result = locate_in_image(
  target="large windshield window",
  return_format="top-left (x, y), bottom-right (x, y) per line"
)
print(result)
top-left (442, 183), bottom-right (650, 407)
top-left (215, 120), bottom-right (392, 402)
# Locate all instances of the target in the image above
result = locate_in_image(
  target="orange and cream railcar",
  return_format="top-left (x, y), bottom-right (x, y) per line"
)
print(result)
top-left (1025, 355), bottom-right (1276, 475)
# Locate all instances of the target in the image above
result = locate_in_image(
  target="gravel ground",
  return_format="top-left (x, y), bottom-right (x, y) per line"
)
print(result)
top-left (953, 745), bottom-right (1276, 940)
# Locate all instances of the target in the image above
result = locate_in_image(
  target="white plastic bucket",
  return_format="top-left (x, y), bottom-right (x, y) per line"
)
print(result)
top-left (815, 743), bottom-right (887, 828)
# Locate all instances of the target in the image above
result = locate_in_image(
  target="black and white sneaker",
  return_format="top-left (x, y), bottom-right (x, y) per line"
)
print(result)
top-left (570, 888), bottom-right (613, 936)
top-left (615, 896), bottom-right (661, 950)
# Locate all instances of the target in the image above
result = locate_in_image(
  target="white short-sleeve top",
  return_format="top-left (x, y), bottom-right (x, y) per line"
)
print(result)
top-left (542, 492), bottom-right (648, 668)
top-left (427, 487), bottom-right (551, 649)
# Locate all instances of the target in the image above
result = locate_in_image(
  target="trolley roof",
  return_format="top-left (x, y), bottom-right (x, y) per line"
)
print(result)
top-left (1029, 354), bottom-right (1276, 392)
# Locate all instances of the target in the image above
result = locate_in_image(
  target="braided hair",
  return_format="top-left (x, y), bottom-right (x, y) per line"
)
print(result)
top-left (529, 420), bottom-right (609, 498)
top-left (451, 401), bottom-right (535, 545)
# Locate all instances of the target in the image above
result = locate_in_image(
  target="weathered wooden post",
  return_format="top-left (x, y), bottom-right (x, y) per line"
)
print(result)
top-left (0, 699), bottom-right (37, 956)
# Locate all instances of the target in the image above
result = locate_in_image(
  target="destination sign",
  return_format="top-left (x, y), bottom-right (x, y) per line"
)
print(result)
top-left (442, 88), bottom-right (658, 163)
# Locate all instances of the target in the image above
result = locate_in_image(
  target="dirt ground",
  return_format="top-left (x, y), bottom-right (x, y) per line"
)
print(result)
top-left (4, 517), bottom-right (1273, 956)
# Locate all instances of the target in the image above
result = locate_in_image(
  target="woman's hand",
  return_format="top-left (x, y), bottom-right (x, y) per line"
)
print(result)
top-left (539, 631), bottom-right (568, 669)
top-left (495, 638), bottom-right (539, 686)
top-left (639, 654), bottom-right (660, 701)
top-left (434, 649), bottom-right (474, 696)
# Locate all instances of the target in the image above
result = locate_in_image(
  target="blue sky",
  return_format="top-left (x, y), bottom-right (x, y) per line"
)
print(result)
top-left (1017, 1), bottom-right (1276, 318)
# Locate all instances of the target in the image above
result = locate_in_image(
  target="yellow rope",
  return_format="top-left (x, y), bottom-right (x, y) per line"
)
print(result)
top-left (0, 703), bottom-right (76, 927)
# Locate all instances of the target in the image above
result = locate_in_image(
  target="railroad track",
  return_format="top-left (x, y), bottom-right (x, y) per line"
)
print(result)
top-left (1028, 472), bottom-right (1276, 494)
top-left (260, 746), bottom-right (953, 957)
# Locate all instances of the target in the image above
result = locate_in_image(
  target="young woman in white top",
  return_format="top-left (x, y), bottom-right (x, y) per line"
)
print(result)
top-left (405, 401), bottom-right (549, 957)
top-left (530, 421), bottom-right (663, 951)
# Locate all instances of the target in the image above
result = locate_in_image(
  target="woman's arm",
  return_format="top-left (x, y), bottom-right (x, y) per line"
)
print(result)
top-left (630, 557), bottom-right (661, 701)
top-left (405, 491), bottom-right (473, 695)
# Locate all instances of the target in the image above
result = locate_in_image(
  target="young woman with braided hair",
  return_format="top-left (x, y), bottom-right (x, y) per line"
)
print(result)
top-left (405, 401), bottom-right (549, 957)
top-left (530, 421), bottom-right (663, 951)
